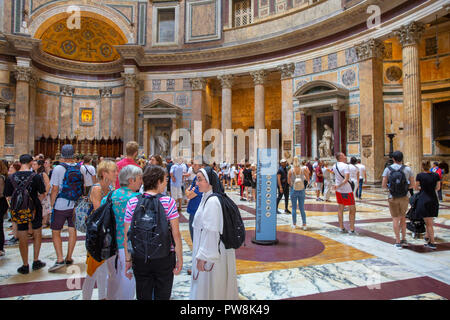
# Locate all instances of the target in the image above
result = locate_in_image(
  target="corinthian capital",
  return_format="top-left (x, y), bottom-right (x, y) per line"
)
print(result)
top-left (60, 85), bottom-right (75, 96)
top-left (14, 66), bottom-right (32, 82)
top-left (190, 77), bottom-right (206, 90)
top-left (394, 21), bottom-right (425, 47)
top-left (100, 87), bottom-right (113, 97)
top-left (217, 74), bottom-right (233, 89)
top-left (250, 70), bottom-right (268, 85)
top-left (355, 38), bottom-right (385, 61)
top-left (122, 73), bottom-right (138, 88)
top-left (278, 63), bottom-right (295, 80)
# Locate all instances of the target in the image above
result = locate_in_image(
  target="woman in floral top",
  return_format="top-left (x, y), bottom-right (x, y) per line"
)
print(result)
top-left (101, 164), bottom-right (143, 300)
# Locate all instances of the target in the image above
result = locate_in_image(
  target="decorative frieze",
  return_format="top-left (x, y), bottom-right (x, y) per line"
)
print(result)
top-left (100, 88), bottom-right (113, 97)
top-left (394, 21), bottom-right (425, 47)
top-left (278, 63), bottom-right (295, 80)
top-left (355, 38), bottom-right (385, 61)
top-left (217, 74), bottom-right (234, 89)
top-left (60, 85), bottom-right (75, 96)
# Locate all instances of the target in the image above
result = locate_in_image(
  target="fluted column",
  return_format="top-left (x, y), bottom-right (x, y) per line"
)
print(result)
top-left (355, 38), bottom-right (385, 183)
top-left (122, 71), bottom-right (138, 152)
top-left (190, 77), bottom-right (207, 161)
top-left (251, 70), bottom-right (267, 150)
top-left (99, 87), bottom-right (112, 139)
top-left (143, 118), bottom-right (149, 157)
top-left (218, 74), bottom-right (233, 162)
top-left (395, 22), bottom-right (425, 175)
top-left (300, 110), bottom-right (307, 157)
top-left (279, 63), bottom-right (295, 161)
top-left (29, 72), bottom-right (39, 154)
top-left (333, 104), bottom-right (341, 156)
top-left (0, 110), bottom-right (6, 157)
top-left (14, 62), bottom-right (32, 155)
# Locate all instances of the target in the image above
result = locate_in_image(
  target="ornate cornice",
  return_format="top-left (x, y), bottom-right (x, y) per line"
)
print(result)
top-left (217, 74), bottom-right (234, 89)
top-left (5, 34), bottom-right (40, 53)
top-left (121, 73), bottom-right (138, 88)
top-left (114, 45), bottom-right (145, 65)
top-left (278, 63), bottom-right (295, 80)
top-left (250, 70), bottom-right (267, 85)
top-left (355, 38), bottom-right (385, 62)
top-left (394, 21), bottom-right (425, 47)
top-left (190, 78), bottom-right (206, 90)
top-left (14, 66), bottom-right (33, 82)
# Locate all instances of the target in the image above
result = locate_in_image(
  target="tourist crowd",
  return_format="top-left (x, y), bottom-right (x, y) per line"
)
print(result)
top-left (0, 140), bottom-right (447, 300)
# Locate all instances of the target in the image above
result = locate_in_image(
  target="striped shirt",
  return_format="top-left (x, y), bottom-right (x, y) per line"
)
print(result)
top-left (125, 193), bottom-right (179, 224)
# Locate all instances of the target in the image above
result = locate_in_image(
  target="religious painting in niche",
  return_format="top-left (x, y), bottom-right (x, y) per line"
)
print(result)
top-left (316, 116), bottom-right (334, 158)
top-left (80, 108), bottom-right (94, 126)
top-left (347, 117), bottom-right (359, 142)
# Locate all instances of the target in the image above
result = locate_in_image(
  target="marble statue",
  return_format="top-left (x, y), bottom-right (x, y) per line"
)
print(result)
top-left (318, 124), bottom-right (334, 158)
top-left (155, 132), bottom-right (170, 157)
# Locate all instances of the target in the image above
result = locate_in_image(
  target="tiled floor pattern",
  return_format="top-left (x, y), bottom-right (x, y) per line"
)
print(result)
top-left (1, 187), bottom-right (449, 300)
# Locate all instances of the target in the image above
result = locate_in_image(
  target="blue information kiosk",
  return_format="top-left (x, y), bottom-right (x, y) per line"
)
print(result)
top-left (252, 148), bottom-right (279, 245)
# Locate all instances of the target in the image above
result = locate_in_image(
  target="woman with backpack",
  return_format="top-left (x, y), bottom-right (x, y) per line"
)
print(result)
top-left (82, 160), bottom-right (117, 300)
top-left (415, 161), bottom-right (441, 250)
top-left (288, 157), bottom-right (308, 230)
top-left (190, 166), bottom-right (239, 300)
top-left (123, 165), bottom-right (183, 300)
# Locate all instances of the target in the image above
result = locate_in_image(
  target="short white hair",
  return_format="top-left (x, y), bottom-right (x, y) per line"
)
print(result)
top-left (119, 165), bottom-right (143, 187)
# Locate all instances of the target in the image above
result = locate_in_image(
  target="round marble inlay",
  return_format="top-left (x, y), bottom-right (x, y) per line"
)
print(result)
top-left (236, 230), bottom-right (325, 262)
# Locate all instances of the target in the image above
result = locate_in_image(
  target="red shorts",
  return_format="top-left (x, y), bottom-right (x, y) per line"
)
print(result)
top-left (336, 191), bottom-right (355, 206)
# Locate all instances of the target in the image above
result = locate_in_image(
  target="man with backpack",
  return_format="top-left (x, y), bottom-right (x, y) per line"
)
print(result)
top-left (382, 151), bottom-right (415, 249)
top-left (49, 144), bottom-right (85, 272)
top-left (4, 154), bottom-right (47, 274)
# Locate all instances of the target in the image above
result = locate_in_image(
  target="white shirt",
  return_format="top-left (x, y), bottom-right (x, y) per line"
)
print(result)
top-left (50, 163), bottom-right (79, 210)
top-left (332, 162), bottom-right (353, 193)
top-left (230, 166), bottom-right (236, 179)
top-left (348, 164), bottom-right (359, 182)
top-left (356, 164), bottom-right (366, 179)
top-left (80, 164), bottom-right (96, 187)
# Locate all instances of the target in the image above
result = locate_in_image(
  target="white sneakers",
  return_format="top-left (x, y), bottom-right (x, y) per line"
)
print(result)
top-left (291, 224), bottom-right (307, 231)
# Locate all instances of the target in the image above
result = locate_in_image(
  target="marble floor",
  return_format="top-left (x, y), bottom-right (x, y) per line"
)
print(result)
top-left (1, 187), bottom-right (449, 300)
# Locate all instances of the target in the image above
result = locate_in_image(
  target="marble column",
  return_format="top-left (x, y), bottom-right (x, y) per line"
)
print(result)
top-left (99, 88), bottom-right (112, 139)
top-left (355, 38), bottom-right (385, 183)
top-left (190, 77), bottom-right (206, 161)
top-left (28, 73), bottom-right (39, 154)
top-left (14, 63), bottom-right (32, 156)
top-left (279, 63), bottom-right (295, 161)
top-left (121, 71), bottom-right (138, 153)
top-left (0, 109), bottom-right (6, 157)
top-left (218, 74), bottom-right (233, 163)
top-left (250, 70), bottom-right (267, 150)
top-left (333, 105), bottom-right (341, 156)
top-left (59, 85), bottom-right (75, 139)
top-left (143, 119), bottom-right (149, 157)
top-left (394, 21), bottom-right (425, 176)
top-left (300, 110), bottom-right (307, 157)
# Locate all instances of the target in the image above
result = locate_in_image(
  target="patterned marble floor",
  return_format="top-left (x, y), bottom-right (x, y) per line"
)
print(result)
top-left (1, 187), bottom-right (449, 300)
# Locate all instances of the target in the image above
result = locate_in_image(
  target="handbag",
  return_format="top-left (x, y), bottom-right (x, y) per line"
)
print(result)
top-left (73, 186), bottom-right (94, 233)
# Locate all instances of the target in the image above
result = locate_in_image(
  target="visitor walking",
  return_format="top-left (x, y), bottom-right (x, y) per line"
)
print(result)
top-left (4, 154), bottom-right (47, 274)
top-left (332, 153), bottom-right (357, 234)
top-left (81, 156), bottom-right (97, 196)
top-left (288, 157), bottom-right (307, 230)
top-left (49, 145), bottom-right (84, 272)
top-left (82, 160), bottom-right (117, 300)
top-left (356, 159), bottom-right (366, 200)
top-left (33, 160), bottom-right (51, 228)
top-left (0, 161), bottom-right (9, 257)
top-left (415, 161), bottom-right (440, 250)
top-left (315, 160), bottom-right (324, 201)
top-left (115, 141), bottom-right (140, 189)
top-left (277, 159), bottom-right (290, 214)
top-left (124, 165), bottom-right (183, 300)
top-left (322, 161), bottom-right (333, 202)
top-left (170, 158), bottom-right (185, 211)
top-left (349, 157), bottom-right (360, 199)
top-left (243, 163), bottom-right (253, 202)
top-left (381, 151), bottom-right (414, 249)
top-left (431, 161), bottom-right (443, 201)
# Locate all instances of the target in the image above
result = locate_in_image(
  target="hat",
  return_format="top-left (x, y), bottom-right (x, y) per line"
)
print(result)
top-left (280, 159), bottom-right (287, 163)
top-left (61, 144), bottom-right (75, 159)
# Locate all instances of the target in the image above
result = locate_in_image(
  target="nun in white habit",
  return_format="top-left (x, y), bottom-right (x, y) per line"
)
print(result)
top-left (189, 166), bottom-right (239, 300)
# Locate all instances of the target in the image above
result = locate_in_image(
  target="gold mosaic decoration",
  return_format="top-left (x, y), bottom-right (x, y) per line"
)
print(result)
top-left (40, 16), bottom-right (126, 62)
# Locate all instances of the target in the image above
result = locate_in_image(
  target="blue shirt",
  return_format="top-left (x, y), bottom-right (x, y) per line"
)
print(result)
top-left (170, 163), bottom-right (184, 188)
top-left (187, 177), bottom-right (202, 216)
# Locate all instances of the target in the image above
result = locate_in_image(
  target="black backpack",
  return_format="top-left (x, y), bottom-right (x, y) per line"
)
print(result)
top-left (10, 173), bottom-right (36, 224)
top-left (205, 192), bottom-right (245, 250)
top-left (127, 194), bottom-right (173, 262)
top-left (387, 165), bottom-right (408, 198)
top-left (85, 191), bottom-right (117, 262)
